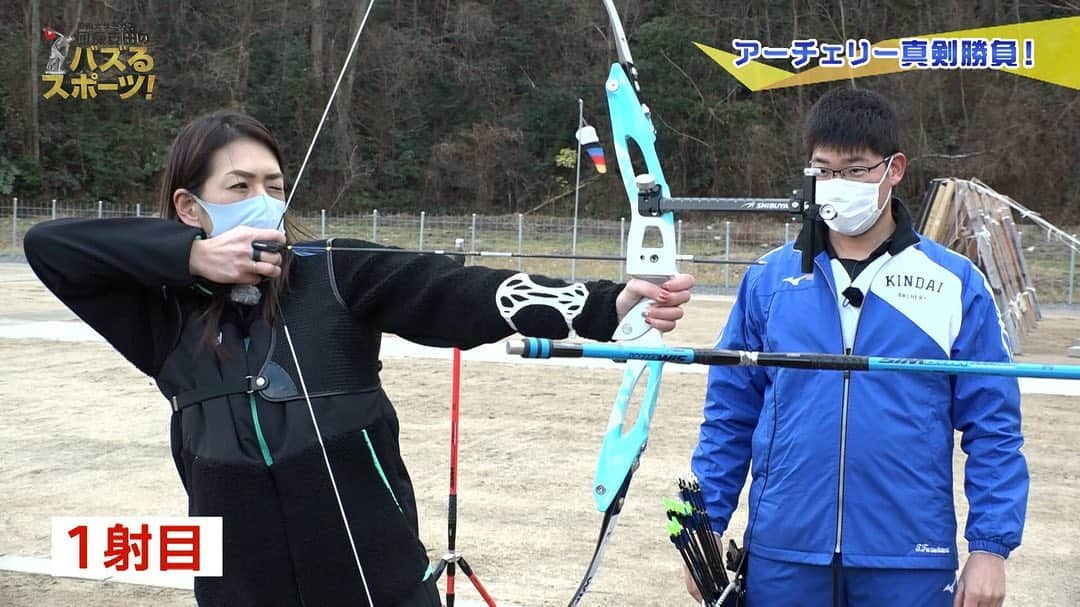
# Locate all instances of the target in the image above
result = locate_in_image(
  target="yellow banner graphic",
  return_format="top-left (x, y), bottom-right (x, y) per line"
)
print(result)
top-left (695, 16), bottom-right (1079, 91)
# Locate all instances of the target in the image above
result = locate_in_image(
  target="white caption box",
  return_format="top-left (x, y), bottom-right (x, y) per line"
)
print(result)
top-left (51, 516), bottom-right (222, 582)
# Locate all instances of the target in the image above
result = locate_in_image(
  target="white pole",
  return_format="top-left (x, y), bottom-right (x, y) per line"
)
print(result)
top-left (419, 211), bottom-right (426, 250)
top-left (517, 213), bottom-right (524, 271)
top-left (571, 98), bottom-right (584, 281)
top-left (1069, 238), bottom-right (1076, 306)
top-left (724, 221), bottom-right (732, 288)
top-left (11, 197), bottom-right (17, 249)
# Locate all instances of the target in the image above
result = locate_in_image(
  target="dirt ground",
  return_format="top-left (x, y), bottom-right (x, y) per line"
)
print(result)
top-left (1, 261), bottom-right (1078, 606)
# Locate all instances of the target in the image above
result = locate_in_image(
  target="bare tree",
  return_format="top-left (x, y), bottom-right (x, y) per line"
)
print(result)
top-left (26, 0), bottom-right (41, 160)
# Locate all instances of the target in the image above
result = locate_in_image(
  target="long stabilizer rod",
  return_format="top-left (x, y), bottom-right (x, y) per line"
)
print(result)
top-left (287, 244), bottom-right (761, 266)
top-left (506, 338), bottom-right (1080, 380)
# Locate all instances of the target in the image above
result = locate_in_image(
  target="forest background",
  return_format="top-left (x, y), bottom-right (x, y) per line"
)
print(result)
top-left (3, 0), bottom-right (1078, 223)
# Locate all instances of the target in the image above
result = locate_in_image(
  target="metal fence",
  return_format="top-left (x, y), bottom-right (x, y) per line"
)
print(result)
top-left (2, 197), bottom-right (1077, 303)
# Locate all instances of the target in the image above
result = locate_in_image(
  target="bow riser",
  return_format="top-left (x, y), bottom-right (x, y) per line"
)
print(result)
top-left (593, 33), bottom-right (676, 514)
top-left (606, 63), bottom-right (677, 283)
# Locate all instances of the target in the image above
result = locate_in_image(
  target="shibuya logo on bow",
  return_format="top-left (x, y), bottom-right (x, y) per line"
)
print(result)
top-left (742, 200), bottom-right (794, 211)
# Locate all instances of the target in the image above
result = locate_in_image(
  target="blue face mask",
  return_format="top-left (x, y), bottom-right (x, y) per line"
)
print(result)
top-left (192, 193), bottom-right (286, 237)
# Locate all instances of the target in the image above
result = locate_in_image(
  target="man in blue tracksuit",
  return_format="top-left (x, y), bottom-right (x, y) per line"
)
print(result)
top-left (689, 88), bottom-right (1027, 607)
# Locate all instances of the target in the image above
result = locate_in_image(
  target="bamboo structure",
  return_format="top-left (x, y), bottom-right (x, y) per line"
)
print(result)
top-left (916, 178), bottom-right (1041, 354)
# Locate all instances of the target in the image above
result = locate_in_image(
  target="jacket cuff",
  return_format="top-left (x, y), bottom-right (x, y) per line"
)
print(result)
top-left (162, 226), bottom-right (206, 287)
top-left (967, 540), bottom-right (1012, 559)
top-left (572, 280), bottom-right (626, 341)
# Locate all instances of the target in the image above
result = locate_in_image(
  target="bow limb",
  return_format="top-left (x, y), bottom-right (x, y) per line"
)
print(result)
top-left (569, 3), bottom-right (678, 604)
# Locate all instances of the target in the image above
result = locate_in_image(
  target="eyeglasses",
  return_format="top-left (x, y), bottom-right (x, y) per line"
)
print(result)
top-left (811, 155), bottom-right (893, 181)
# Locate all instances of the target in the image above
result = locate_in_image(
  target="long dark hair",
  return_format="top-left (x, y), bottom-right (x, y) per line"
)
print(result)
top-left (158, 110), bottom-right (313, 350)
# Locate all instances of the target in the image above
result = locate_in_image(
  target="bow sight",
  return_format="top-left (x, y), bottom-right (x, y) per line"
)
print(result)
top-left (633, 167), bottom-right (824, 274)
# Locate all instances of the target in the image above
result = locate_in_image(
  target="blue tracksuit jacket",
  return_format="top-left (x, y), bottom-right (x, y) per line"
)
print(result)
top-left (691, 209), bottom-right (1028, 570)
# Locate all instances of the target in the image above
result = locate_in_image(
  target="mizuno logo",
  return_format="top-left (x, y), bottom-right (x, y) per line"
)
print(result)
top-left (943, 577), bottom-right (957, 594)
top-left (782, 274), bottom-right (813, 286)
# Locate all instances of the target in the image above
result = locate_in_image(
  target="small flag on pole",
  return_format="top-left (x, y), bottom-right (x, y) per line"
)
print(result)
top-left (576, 125), bottom-right (607, 174)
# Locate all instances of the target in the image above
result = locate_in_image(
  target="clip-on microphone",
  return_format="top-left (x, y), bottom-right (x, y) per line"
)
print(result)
top-left (842, 286), bottom-right (864, 308)
top-left (231, 240), bottom-right (286, 306)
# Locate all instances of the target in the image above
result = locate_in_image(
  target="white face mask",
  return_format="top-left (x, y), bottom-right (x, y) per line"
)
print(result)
top-left (816, 156), bottom-right (894, 236)
top-left (192, 193), bottom-right (286, 237)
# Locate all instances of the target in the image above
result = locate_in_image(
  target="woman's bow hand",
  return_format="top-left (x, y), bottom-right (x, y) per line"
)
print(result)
top-left (616, 273), bottom-right (695, 333)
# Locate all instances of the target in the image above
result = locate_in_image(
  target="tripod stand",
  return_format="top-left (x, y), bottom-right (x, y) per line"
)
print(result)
top-left (429, 347), bottom-right (497, 607)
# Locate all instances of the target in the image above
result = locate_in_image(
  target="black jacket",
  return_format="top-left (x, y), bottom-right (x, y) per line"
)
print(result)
top-left (26, 217), bottom-right (624, 606)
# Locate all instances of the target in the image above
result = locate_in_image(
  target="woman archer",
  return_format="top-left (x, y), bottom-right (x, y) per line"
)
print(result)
top-left (25, 110), bottom-right (694, 606)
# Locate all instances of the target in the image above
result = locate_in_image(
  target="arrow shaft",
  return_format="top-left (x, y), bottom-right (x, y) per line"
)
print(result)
top-left (289, 245), bottom-right (761, 266)
top-left (509, 338), bottom-right (1080, 380)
